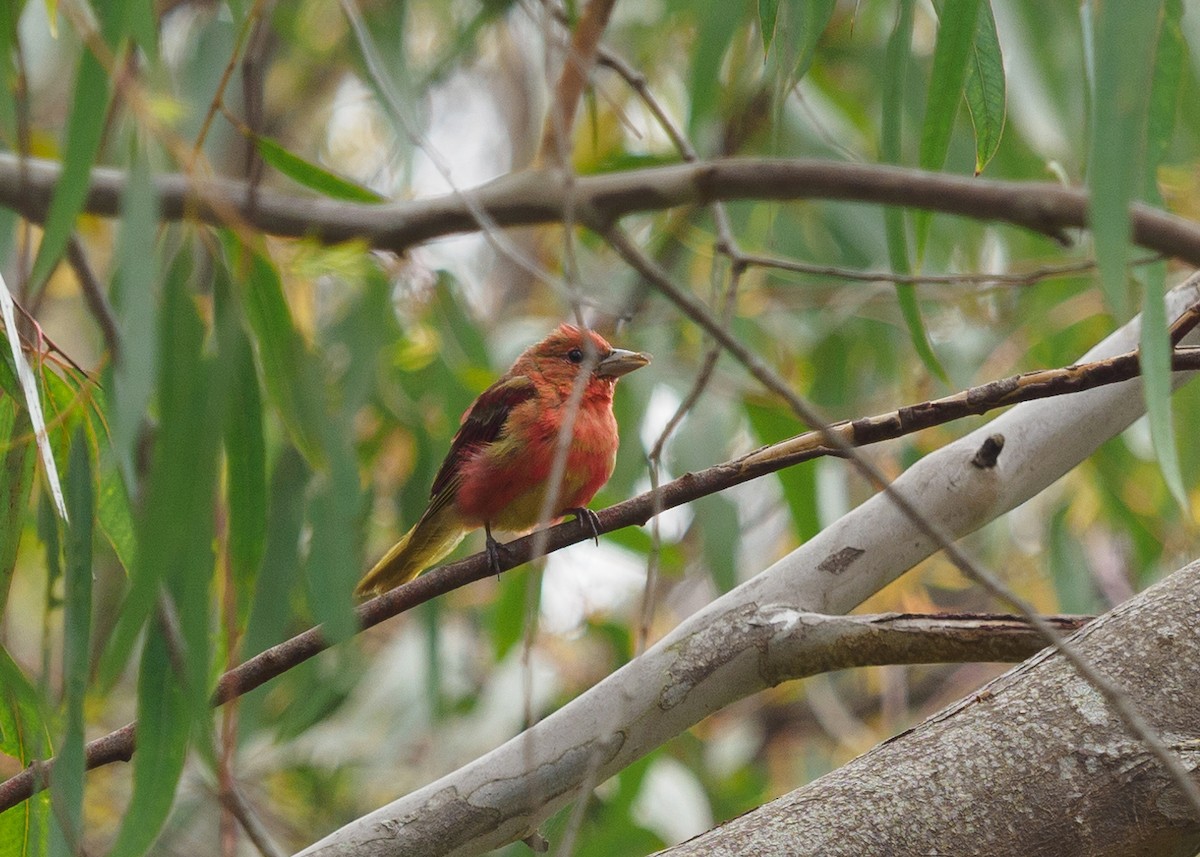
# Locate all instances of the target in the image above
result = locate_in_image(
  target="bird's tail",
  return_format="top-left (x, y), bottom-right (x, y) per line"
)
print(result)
top-left (355, 504), bottom-right (468, 598)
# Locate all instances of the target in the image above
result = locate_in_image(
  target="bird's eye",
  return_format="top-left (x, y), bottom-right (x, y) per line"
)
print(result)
top-left (567, 347), bottom-right (584, 363)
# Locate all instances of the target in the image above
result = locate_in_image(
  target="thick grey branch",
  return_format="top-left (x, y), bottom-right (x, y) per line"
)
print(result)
top-left (657, 559), bottom-right (1200, 857)
top-left (3, 153), bottom-right (1200, 263)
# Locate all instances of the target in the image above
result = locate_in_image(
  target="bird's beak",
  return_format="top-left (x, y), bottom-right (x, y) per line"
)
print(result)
top-left (595, 348), bottom-right (651, 378)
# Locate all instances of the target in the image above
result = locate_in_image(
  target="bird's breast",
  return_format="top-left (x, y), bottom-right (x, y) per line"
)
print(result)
top-left (453, 399), bottom-right (619, 531)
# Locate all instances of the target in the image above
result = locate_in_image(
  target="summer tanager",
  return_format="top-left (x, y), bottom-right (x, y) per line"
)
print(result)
top-left (355, 324), bottom-right (650, 597)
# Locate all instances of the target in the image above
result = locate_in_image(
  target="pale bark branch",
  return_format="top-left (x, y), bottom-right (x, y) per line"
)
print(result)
top-left (657, 560), bottom-right (1200, 857)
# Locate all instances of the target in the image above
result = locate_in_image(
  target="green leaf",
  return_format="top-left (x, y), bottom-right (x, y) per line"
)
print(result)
top-left (688, 0), bottom-right (747, 137)
top-left (242, 447), bottom-right (310, 661)
top-left (100, 246), bottom-right (223, 698)
top-left (303, 443), bottom-right (362, 643)
top-left (919, 0), bottom-right (983, 172)
top-left (123, 0), bottom-right (158, 61)
top-left (1138, 0), bottom-right (1185, 510)
top-left (1088, 0), bottom-right (1163, 318)
top-left (758, 0), bottom-right (779, 56)
top-left (772, 0), bottom-right (837, 86)
top-left (254, 135), bottom-right (385, 203)
top-left (0, 402), bottom-right (35, 613)
top-left (28, 50), bottom-right (110, 292)
top-left (109, 145), bottom-right (161, 487)
top-left (220, 234), bottom-right (328, 466)
top-left (0, 647), bottom-right (51, 857)
top-left (881, 0), bottom-right (947, 383)
top-left (106, 623), bottom-right (189, 857)
top-left (1139, 264), bottom-right (1185, 509)
top-left (963, 1), bottom-right (1006, 174)
top-left (217, 275), bottom-right (267, 623)
top-left (915, 0), bottom-right (983, 254)
top-left (96, 444), bottom-right (137, 575)
top-left (49, 428), bottom-right (92, 857)
top-left (743, 399), bottom-right (820, 541)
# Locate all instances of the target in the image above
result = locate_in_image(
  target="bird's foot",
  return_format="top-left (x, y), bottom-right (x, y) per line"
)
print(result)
top-left (484, 524), bottom-right (511, 579)
top-left (566, 507), bottom-right (601, 546)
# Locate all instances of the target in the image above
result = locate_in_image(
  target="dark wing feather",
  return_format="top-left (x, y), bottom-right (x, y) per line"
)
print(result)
top-left (425, 374), bottom-right (537, 512)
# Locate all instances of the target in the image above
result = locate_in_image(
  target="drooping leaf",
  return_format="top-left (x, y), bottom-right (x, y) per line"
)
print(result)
top-left (48, 428), bottom-right (92, 857)
top-left (217, 272), bottom-right (267, 623)
top-left (963, 1), bottom-right (1006, 174)
top-left (0, 402), bottom-right (35, 612)
top-left (255, 135), bottom-right (385, 203)
top-left (220, 233), bottom-right (328, 466)
top-left (758, 0), bottom-right (779, 57)
top-left (28, 50), bottom-right (110, 292)
top-left (1088, 0), bottom-right (1163, 318)
top-left (109, 146), bottom-right (161, 488)
top-left (1139, 0), bottom-right (1185, 510)
top-left (881, 0), bottom-right (947, 382)
top-left (915, 0), bottom-right (983, 255)
top-left (772, 0), bottom-right (837, 87)
top-left (105, 623), bottom-right (190, 857)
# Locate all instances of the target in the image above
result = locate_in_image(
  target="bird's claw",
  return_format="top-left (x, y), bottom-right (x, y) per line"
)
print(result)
top-left (567, 507), bottom-right (602, 546)
top-left (484, 524), bottom-right (510, 579)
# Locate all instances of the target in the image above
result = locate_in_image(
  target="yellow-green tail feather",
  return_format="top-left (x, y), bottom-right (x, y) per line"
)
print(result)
top-left (355, 504), bottom-right (467, 598)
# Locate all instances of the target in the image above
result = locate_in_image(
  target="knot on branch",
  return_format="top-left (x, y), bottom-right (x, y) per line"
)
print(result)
top-left (971, 434), bottom-right (1005, 469)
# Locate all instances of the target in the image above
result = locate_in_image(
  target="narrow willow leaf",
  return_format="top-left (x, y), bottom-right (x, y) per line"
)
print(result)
top-left (109, 147), bottom-right (161, 487)
top-left (49, 428), bottom-right (92, 857)
top-left (304, 442), bottom-right (362, 643)
top-left (882, 0), bottom-right (947, 382)
top-left (28, 51), bottom-right (110, 292)
top-left (758, 0), bottom-right (779, 56)
top-left (915, 0), bottom-right (983, 255)
top-left (0, 647), bottom-right (51, 857)
top-left (97, 249), bottom-right (205, 687)
top-left (220, 234), bottom-right (328, 466)
top-left (217, 272), bottom-right (267, 622)
top-left (1140, 0), bottom-right (1185, 509)
top-left (963, 1), bottom-right (1006, 174)
top-left (1089, 0), bottom-right (1163, 318)
top-left (0, 273), bottom-right (66, 519)
top-left (0, 402), bottom-right (34, 613)
top-left (919, 0), bottom-right (983, 171)
top-left (688, 0), bottom-right (746, 135)
top-left (774, 0), bottom-right (838, 87)
top-left (106, 624), bottom-right (189, 857)
top-left (255, 136), bottom-right (385, 203)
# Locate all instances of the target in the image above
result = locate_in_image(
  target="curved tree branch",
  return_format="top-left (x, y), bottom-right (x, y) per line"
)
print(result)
top-left (3, 154), bottom-right (1200, 264)
top-left (656, 560), bottom-right (1200, 857)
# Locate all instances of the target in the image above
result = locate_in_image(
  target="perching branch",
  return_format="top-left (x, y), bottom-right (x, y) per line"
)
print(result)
top-left (4, 153), bottom-right (1200, 264)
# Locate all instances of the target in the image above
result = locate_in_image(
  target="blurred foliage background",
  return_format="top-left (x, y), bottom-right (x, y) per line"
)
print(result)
top-left (1, 0), bottom-right (1198, 855)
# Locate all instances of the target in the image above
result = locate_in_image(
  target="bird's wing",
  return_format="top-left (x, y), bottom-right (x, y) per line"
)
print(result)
top-left (424, 374), bottom-right (538, 514)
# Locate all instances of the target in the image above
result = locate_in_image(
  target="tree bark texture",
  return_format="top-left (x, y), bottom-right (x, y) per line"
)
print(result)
top-left (658, 558), bottom-right (1200, 857)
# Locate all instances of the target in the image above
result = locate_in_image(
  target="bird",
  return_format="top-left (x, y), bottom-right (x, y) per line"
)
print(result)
top-left (355, 323), bottom-right (650, 598)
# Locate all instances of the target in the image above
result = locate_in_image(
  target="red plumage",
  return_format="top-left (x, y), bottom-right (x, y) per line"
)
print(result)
top-left (356, 324), bottom-right (650, 597)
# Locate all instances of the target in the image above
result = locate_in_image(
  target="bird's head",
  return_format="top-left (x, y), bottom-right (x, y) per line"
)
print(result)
top-left (519, 323), bottom-right (650, 400)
